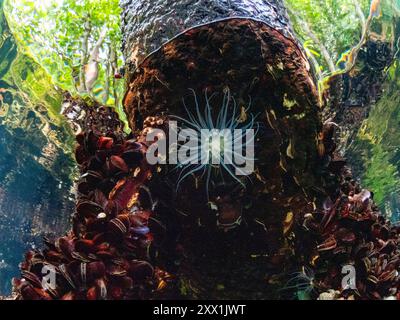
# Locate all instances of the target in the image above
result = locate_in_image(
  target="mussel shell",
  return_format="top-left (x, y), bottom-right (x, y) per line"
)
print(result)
top-left (21, 270), bottom-right (43, 288)
top-left (107, 264), bottom-right (128, 277)
top-left (55, 237), bottom-right (74, 259)
top-left (109, 286), bottom-right (124, 299)
top-left (369, 291), bottom-right (382, 300)
top-left (45, 287), bottom-right (60, 299)
top-left (110, 155), bottom-right (129, 173)
top-left (92, 232), bottom-right (108, 244)
top-left (75, 239), bottom-right (96, 253)
top-left (378, 270), bottom-right (396, 283)
top-left (81, 170), bottom-right (103, 185)
top-left (86, 286), bottom-right (97, 300)
top-left (58, 264), bottom-right (76, 290)
top-left (366, 274), bottom-right (379, 286)
top-left (84, 131), bottom-right (99, 155)
top-left (71, 251), bottom-right (91, 263)
top-left (75, 145), bottom-right (88, 165)
top-left (335, 228), bottom-right (356, 244)
top-left (77, 201), bottom-right (104, 219)
top-left (108, 216), bottom-right (130, 238)
top-left (95, 250), bottom-right (115, 260)
top-left (19, 282), bottom-right (51, 300)
top-left (77, 181), bottom-right (90, 195)
top-left (128, 260), bottom-right (154, 281)
top-left (87, 156), bottom-right (103, 171)
top-left (317, 236), bottom-right (337, 252)
top-left (44, 250), bottom-right (66, 264)
top-left (111, 276), bottom-right (133, 291)
top-left (97, 136), bottom-right (114, 150)
top-left (122, 149), bottom-right (143, 167)
top-left (86, 261), bottom-right (106, 283)
top-left (94, 189), bottom-right (108, 208)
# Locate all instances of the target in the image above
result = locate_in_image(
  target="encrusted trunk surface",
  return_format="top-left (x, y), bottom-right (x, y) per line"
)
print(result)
top-left (121, 0), bottom-right (323, 299)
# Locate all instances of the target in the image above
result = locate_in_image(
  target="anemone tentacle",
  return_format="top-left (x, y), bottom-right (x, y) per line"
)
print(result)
top-left (170, 89), bottom-right (258, 194)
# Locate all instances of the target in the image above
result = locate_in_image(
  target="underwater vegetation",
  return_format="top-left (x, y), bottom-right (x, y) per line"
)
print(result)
top-left (1, 0), bottom-right (400, 300)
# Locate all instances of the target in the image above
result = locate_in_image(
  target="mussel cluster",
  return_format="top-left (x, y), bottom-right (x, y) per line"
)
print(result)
top-left (12, 103), bottom-right (400, 300)
top-left (296, 121), bottom-right (400, 300)
top-left (13, 103), bottom-right (172, 300)
top-left (61, 93), bottom-right (124, 135)
top-left (309, 174), bottom-right (400, 300)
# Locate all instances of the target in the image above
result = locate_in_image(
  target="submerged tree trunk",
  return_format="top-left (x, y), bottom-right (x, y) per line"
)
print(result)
top-left (120, 0), bottom-right (322, 299)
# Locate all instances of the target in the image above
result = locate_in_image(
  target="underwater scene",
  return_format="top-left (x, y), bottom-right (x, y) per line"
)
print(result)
top-left (0, 0), bottom-right (400, 302)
